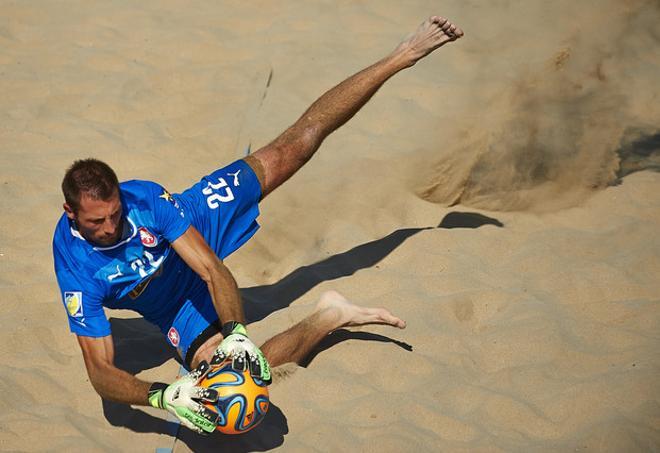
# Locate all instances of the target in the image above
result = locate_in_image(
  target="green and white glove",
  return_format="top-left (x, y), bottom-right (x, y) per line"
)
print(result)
top-left (211, 321), bottom-right (272, 385)
top-left (148, 361), bottom-right (219, 434)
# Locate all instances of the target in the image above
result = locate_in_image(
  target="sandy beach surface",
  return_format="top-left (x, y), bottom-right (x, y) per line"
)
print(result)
top-left (1, 0), bottom-right (659, 451)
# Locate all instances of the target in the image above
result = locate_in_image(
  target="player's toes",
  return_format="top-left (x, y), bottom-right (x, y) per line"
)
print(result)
top-left (431, 15), bottom-right (448, 27)
top-left (376, 309), bottom-right (406, 328)
top-left (443, 22), bottom-right (464, 39)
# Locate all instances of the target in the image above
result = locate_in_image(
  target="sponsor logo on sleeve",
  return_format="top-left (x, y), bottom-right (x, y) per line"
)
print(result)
top-left (167, 327), bottom-right (180, 347)
top-left (227, 170), bottom-right (241, 187)
top-left (138, 227), bottom-right (158, 247)
top-left (159, 189), bottom-right (179, 208)
top-left (159, 189), bottom-right (184, 217)
top-left (64, 291), bottom-right (84, 318)
top-left (107, 264), bottom-right (124, 281)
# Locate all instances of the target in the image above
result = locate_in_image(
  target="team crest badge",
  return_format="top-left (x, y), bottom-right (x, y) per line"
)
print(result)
top-left (167, 327), bottom-right (180, 347)
top-left (64, 291), bottom-right (84, 318)
top-left (138, 227), bottom-right (158, 247)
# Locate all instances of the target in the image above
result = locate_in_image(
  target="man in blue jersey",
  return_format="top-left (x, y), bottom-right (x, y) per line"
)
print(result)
top-left (53, 17), bottom-right (463, 434)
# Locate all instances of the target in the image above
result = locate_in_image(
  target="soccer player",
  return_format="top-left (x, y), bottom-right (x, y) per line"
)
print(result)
top-left (53, 16), bottom-right (463, 433)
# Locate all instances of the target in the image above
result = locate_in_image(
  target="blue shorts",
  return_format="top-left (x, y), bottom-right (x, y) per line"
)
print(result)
top-left (169, 159), bottom-right (262, 367)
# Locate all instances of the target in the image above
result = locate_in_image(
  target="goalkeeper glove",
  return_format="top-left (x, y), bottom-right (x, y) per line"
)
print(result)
top-left (148, 361), bottom-right (219, 434)
top-left (211, 321), bottom-right (272, 385)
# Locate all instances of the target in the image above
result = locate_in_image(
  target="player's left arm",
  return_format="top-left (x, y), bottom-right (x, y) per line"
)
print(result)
top-left (171, 225), bottom-right (271, 383)
top-left (170, 225), bottom-right (245, 326)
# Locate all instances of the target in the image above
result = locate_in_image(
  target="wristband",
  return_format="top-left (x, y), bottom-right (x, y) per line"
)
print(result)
top-left (221, 321), bottom-right (246, 338)
top-left (147, 382), bottom-right (168, 409)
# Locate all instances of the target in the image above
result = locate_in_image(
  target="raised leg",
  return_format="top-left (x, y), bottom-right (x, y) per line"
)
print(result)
top-left (250, 15), bottom-right (464, 197)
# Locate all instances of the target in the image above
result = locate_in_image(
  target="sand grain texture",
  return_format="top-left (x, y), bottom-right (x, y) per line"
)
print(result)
top-left (1, 1), bottom-right (659, 451)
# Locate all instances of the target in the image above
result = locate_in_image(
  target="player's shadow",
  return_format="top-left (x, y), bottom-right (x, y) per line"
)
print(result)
top-left (241, 227), bottom-right (428, 323)
top-left (101, 317), bottom-right (289, 451)
top-left (241, 211), bottom-right (503, 324)
top-left (177, 410), bottom-right (288, 452)
top-left (438, 211), bottom-right (504, 229)
top-left (102, 210), bottom-right (502, 448)
top-left (300, 328), bottom-right (414, 368)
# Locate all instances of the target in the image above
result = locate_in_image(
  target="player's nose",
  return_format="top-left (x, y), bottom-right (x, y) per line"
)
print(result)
top-left (103, 218), bottom-right (117, 235)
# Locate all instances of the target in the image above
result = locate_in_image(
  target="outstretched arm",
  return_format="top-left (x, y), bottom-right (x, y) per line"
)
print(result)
top-left (171, 225), bottom-right (271, 383)
top-left (171, 225), bottom-right (245, 326)
top-left (77, 334), bottom-right (152, 404)
top-left (78, 334), bottom-right (219, 433)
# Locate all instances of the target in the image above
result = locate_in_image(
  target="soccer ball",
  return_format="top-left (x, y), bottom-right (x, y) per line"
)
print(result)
top-left (199, 360), bottom-right (270, 434)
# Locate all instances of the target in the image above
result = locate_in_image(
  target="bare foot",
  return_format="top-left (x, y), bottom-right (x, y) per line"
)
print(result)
top-left (395, 16), bottom-right (464, 66)
top-left (316, 290), bottom-right (406, 329)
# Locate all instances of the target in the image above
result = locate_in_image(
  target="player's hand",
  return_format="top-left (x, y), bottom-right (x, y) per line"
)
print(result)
top-left (148, 361), bottom-right (219, 434)
top-left (211, 322), bottom-right (272, 385)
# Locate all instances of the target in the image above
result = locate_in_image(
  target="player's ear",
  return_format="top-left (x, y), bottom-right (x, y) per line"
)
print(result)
top-left (63, 203), bottom-right (75, 220)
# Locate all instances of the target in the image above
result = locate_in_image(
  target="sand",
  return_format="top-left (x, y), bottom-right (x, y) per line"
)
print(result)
top-left (1, 0), bottom-right (659, 451)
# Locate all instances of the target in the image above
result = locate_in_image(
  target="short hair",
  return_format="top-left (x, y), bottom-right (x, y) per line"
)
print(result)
top-left (62, 158), bottom-right (119, 213)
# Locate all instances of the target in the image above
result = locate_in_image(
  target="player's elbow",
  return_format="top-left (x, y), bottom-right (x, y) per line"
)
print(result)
top-left (87, 371), bottom-right (106, 397)
top-left (200, 256), bottom-right (225, 285)
top-left (81, 353), bottom-right (115, 398)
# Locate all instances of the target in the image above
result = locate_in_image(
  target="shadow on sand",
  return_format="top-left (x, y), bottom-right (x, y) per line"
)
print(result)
top-left (101, 211), bottom-right (502, 449)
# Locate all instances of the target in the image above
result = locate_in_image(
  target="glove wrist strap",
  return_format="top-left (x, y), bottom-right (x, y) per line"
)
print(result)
top-left (148, 382), bottom-right (168, 409)
top-left (221, 321), bottom-right (246, 338)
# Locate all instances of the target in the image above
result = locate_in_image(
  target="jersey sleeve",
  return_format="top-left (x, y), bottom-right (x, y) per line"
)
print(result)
top-left (54, 266), bottom-right (111, 337)
top-left (150, 183), bottom-right (191, 243)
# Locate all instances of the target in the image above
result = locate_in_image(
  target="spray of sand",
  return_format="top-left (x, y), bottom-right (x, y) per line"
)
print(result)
top-left (413, 0), bottom-right (660, 212)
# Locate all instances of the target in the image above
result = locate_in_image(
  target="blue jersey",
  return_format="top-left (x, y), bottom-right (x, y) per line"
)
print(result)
top-left (53, 159), bottom-right (261, 346)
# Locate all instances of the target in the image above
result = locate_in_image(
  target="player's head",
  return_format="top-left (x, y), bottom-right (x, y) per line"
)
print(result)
top-left (62, 158), bottom-right (123, 246)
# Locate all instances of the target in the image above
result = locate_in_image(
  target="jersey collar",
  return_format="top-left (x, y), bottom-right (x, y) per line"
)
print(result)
top-left (68, 217), bottom-right (138, 251)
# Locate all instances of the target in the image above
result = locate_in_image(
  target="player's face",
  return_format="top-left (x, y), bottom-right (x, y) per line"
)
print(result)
top-left (72, 192), bottom-right (123, 246)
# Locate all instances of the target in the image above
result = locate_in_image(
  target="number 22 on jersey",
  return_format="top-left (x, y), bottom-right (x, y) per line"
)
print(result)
top-left (202, 177), bottom-right (234, 209)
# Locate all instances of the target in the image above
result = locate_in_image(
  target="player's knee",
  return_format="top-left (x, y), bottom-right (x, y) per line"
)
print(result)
top-left (296, 123), bottom-right (323, 154)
